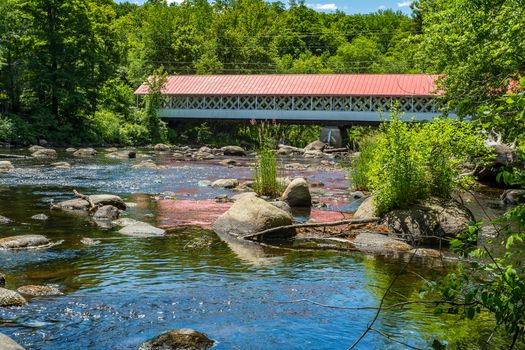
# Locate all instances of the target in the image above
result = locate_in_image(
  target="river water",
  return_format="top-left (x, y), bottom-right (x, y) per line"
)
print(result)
top-left (0, 149), bottom-right (499, 349)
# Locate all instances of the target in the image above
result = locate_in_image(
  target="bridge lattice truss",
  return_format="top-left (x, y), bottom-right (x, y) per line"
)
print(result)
top-left (162, 95), bottom-right (441, 114)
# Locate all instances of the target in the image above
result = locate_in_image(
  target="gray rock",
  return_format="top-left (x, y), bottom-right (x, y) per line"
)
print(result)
top-left (28, 145), bottom-right (45, 153)
top-left (221, 145), bottom-right (246, 156)
top-left (131, 160), bottom-right (160, 169)
top-left (51, 162), bottom-right (71, 169)
top-left (270, 200), bottom-right (292, 213)
top-left (410, 248), bottom-right (442, 258)
top-left (353, 196), bottom-right (376, 219)
top-left (31, 148), bottom-right (57, 158)
top-left (219, 158), bottom-right (237, 166)
top-left (192, 151), bottom-right (215, 160)
top-left (304, 140), bottom-right (326, 152)
top-left (0, 287), bottom-right (26, 306)
top-left (54, 194), bottom-right (126, 211)
top-left (118, 222), bottom-right (165, 237)
top-left (198, 146), bottom-right (212, 153)
top-left (106, 151), bottom-right (136, 159)
top-left (304, 150), bottom-right (325, 159)
top-left (213, 196), bottom-right (293, 240)
top-left (0, 235), bottom-right (51, 249)
top-left (172, 152), bottom-right (185, 160)
top-left (382, 198), bottom-right (472, 246)
top-left (65, 147), bottom-right (77, 153)
top-left (353, 232), bottom-right (412, 253)
top-left (31, 214), bottom-right (48, 221)
top-left (501, 189), bottom-right (525, 205)
top-left (231, 192), bottom-right (257, 202)
top-left (93, 205), bottom-right (120, 221)
top-left (17, 285), bottom-right (62, 296)
top-left (112, 218), bottom-right (141, 227)
top-left (0, 161), bottom-right (15, 173)
top-left (0, 333), bottom-right (25, 350)
top-left (281, 178), bottom-right (312, 207)
top-left (73, 148), bottom-right (97, 157)
top-left (105, 147), bottom-right (118, 152)
top-left (0, 215), bottom-right (12, 224)
top-left (154, 143), bottom-right (171, 152)
top-left (198, 180), bottom-right (212, 187)
top-left (211, 179), bottom-right (239, 189)
top-left (139, 329), bottom-right (214, 350)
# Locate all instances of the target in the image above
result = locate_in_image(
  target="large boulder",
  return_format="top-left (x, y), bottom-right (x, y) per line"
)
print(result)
top-left (0, 287), bottom-right (26, 306)
top-left (0, 161), bottom-right (15, 173)
top-left (93, 205), bottom-right (120, 221)
top-left (17, 285), bottom-right (62, 296)
top-left (0, 333), bottom-right (25, 350)
top-left (73, 148), bottom-right (97, 157)
top-left (211, 179), bottom-right (239, 189)
top-left (281, 178), bottom-right (311, 207)
top-left (31, 148), bottom-right (57, 158)
top-left (353, 196), bottom-right (376, 219)
top-left (501, 189), bottom-right (525, 205)
top-left (221, 145), bottom-right (246, 156)
top-left (213, 196), bottom-right (294, 241)
top-left (54, 194), bottom-right (126, 211)
top-left (382, 198), bottom-right (472, 246)
top-left (139, 329), bottom-right (214, 350)
top-left (0, 235), bottom-right (52, 249)
top-left (304, 140), bottom-right (326, 152)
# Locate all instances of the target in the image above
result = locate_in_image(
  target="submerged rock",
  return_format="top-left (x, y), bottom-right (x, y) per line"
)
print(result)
top-left (353, 232), bottom-right (412, 253)
top-left (281, 178), bottom-right (312, 207)
top-left (81, 237), bottom-right (101, 246)
top-left (0, 287), bottom-right (26, 306)
top-left (0, 333), bottom-right (25, 350)
top-left (118, 221), bottom-right (165, 237)
top-left (73, 148), bottom-right (97, 157)
top-left (51, 161), bottom-right (71, 169)
top-left (54, 194), bottom-right (126, 211)
top-left (17, 285), bottom-right (62, 296)
top-left (219, 158), bottom-right (237, 166)
top-left (213, 195), bottom-right (293, 240)
top-left (211, 178), bottom-right (239, 189)
top-left (31, 214), bottom-right (48, 221)
top-left (0, 235), bottom-right (52, 250)
top-left (0, 161), bottom-right (15, 173)
top-left (139, 329), bottom-right (214, 350)
top-left (31, 148), bottom-right (57, 158)
top-left (221, 145), bottom-right (246, 156)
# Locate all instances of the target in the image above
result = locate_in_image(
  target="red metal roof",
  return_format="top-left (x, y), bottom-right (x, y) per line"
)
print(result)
top-left (134, 74), bottom-right (443, 97)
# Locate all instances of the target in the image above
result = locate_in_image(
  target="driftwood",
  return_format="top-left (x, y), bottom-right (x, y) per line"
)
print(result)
top-left (240, 217), bottom-right (381, 240)
top-left (323, 148), bottom-right (349, 154)
top-left (73, 190), bottom-right (100, 214)
top-left (0, 154), bottom-right (30, 159)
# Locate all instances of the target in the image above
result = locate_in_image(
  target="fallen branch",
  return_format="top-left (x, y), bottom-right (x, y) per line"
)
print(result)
top-left (240, 217), bottom-right (380, 240)
top-left (73, 189), bottom-right (100, 214)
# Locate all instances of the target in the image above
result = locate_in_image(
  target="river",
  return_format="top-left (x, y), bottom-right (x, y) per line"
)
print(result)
top-left (0, 149), bottom-right (501, 349)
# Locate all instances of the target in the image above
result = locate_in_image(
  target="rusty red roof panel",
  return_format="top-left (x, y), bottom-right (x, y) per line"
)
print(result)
top-left (134, 74), bottom-right (443, 97)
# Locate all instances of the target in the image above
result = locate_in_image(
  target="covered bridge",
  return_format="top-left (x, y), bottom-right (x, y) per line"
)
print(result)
top-left (134, 74), bottom-right (453, 124)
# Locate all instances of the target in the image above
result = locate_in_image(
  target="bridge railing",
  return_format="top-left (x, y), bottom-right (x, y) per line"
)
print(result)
top-left (161, 95), bottom-right (443, 114)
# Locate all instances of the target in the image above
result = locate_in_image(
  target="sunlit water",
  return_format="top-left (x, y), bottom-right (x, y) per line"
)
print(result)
top-left (0, 149), bottom-right (496, 349)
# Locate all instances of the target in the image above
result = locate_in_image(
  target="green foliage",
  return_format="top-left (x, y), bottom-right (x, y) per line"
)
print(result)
top-left (144, 68), bottom-right (168, 144)
top-left (351, 113), bottom-right (486, 215)
top-left (0, 115), bottom-right (13, 141)
top-left (251, 121), bottom-right (285, 197)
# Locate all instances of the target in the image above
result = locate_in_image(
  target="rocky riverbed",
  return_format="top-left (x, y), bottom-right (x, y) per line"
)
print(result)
top-left (0, 145), bottom-right (510, 349)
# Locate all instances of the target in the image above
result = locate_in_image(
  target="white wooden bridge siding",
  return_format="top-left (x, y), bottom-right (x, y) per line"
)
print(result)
top-left (158, 95), bottom-right (452, 122)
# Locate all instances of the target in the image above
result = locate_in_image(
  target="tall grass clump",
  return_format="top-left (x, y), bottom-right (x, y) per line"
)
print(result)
top-left (352, 113), bottom-right (486, 216)
top-left (252, 121), bottom-right (285, 197)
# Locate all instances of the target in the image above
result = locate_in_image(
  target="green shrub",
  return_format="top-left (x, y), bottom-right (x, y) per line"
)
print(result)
top-left (0, 115), bottom-right (14, 142)
top-left (352, 115), bottom-right (486, 215)
top-left (91, 109), bottom-right (124, 144)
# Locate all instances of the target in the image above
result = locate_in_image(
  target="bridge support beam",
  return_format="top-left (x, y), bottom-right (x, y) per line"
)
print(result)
top-left (320, 126), bottom-right (345, 148)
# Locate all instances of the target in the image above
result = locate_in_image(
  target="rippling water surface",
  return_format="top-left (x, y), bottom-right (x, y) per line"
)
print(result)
top-left (0, 149), bottom-right (494, 349)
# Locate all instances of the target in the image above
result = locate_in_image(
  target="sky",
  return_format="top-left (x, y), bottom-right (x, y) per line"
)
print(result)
top-left (117, 0), bottom-right (415, 15)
